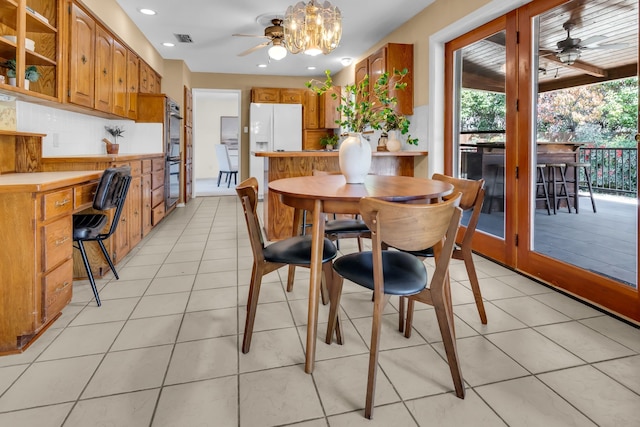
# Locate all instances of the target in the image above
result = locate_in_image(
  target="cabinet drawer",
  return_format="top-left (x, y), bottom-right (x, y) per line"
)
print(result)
top-left (152, 186), bottom-right (164, 207)
top-left (142, 159), bottom-right (152, 174)
top-left (74, 181), bottom-right (98, 211)
top-left (42, 217), bottom-right (73, 272)
top-left (152, 158), bottom-right (164, 172)
top-left (252, 88), bottom-right (279, 103)
top-left (129, 160), bottom-right (143, 176)
top-left (152, 203), bottom-right (165, 225)
top-left (42, 189), bottom-right (73, 221)
top-left (151, 171), bottom-right (164, 190)
top-left (42, 258), bottom-right (73, 322)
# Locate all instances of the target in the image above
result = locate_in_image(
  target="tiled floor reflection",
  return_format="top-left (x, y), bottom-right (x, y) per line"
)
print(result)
top-left (0, 196), bottom-right (638, 426)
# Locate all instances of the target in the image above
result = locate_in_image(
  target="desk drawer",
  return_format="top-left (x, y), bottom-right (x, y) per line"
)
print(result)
top-left (74, 181), bottom-right (98, 211)
top-left (129, 160), bottom-right (143, 177)
top-left (151, 170), bottom-right (164, 189)
top-left (42, 189), bottom-right (73, 221)
top-left (152, 186), bottom-right (164, 207)
top-left (152, 158), bottom-right (164, 172)
top-left (42, 217), bottom-right (72, 272)
top-left (42, 258), bottom-right (73, 322)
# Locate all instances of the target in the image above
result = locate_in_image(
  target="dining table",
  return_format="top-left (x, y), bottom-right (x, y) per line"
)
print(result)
top-left (268, 174), bottom-right (455, 373)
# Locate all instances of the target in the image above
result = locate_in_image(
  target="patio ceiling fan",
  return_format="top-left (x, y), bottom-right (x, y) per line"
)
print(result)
top-left (540, 22), bottom-right (628, 67)
top-left (232, 18), bottom-right (287, 60)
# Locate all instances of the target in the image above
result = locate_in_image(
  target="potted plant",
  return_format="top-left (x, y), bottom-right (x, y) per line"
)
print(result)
top-left (104, 125), bottom-right (125, 154)
top-left (319, 133), bottom-right (339, 150)
top-left (372, 70), bottom-right (417, 151)
top-left (306, 68), bottom-right (411, 182)
top-left (2, 59), bottom-right (39, 89)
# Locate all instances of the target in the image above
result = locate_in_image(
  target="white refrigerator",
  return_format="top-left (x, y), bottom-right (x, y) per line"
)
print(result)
top-left (249, 103), bottom-right (302, 199)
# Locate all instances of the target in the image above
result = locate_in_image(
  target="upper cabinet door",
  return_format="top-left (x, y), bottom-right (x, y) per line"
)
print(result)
top-left (68, 4), bottom-right (95, 108)
top-left (112, 39), bottom-right (127, 117)
top-left (126, 50), bottom-right (139, 119)
top-left (94, 26), bottom-right (113, 113)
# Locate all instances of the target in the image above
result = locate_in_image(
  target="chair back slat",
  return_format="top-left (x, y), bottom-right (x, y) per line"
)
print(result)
top-left (359, 194), bottom-right (462, 253)
top-left (432, 173), bottom-right (484, 211)
top-left (95, 166), bottom-right (132, 238)
top-left (236, 177), bottom-right (266, 261)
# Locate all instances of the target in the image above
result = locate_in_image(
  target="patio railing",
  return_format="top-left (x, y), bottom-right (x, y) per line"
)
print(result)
top-left (579, 147), bottom-right (637, 197)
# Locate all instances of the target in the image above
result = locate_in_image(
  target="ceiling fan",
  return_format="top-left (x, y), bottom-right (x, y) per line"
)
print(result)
top-left (232, 18), bottom-right (287, 60)
top-left (541, 22), bottom-right (627, 66)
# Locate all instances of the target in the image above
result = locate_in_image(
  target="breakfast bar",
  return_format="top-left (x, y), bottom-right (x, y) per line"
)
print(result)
top-left (255, 150), bottom-right (428, 240)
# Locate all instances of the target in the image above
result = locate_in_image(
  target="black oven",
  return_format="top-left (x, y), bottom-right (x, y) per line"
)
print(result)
top-left (165, 98), bottom-right (182, 209)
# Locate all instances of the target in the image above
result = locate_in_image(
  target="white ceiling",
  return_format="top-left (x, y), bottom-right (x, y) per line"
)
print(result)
top-left (114, 0), bottom-right (435, 77)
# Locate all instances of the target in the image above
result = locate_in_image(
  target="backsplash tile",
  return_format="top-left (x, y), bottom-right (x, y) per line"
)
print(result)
top-left (16, 101), bottom-right (163, 156)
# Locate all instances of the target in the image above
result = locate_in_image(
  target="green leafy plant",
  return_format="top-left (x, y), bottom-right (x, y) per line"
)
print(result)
top-left (306, 68), bottom-right (417, 145)
top-left (319, 133), bottom-right (339, 148)
top-left (2, 59), bottom-right (40, 81)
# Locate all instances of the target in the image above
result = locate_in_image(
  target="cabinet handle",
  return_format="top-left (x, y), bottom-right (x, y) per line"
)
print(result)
top-left (55, 236), bottom-right (69, 246)
top-left (81, 54), bottom-right (87, 64)
top-left (119, 78), bottom-right (123, 84)
top-left (54, 282), bottom-right (71, 293)
top-left (55, 198), bottom-right (70, 207)
top-left (103, 68), bottom-right (108, 76)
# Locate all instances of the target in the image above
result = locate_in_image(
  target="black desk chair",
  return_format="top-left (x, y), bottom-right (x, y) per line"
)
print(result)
top-left (73, 166), bottom-right (132, 306)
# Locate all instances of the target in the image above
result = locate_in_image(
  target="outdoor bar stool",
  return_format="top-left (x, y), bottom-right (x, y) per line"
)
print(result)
top-left (545, 163), bottom-right (572, 214)
top-left (565, 161), bottom-right (597, 213)
top-left (486, 164), bottom-right (505, 214)
top-left (535, 164), bottom-right (551, 215)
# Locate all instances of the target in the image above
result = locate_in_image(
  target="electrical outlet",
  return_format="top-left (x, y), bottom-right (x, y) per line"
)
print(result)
top-left (244, 126), bottom-right (248, 133)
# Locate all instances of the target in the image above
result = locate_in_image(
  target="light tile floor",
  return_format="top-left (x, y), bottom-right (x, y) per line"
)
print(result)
top-left (0, 196), bottom-right (639, 427)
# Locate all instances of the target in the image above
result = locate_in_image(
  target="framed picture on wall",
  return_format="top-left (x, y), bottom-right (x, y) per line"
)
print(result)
top-left (220, 116), bottom-right (239, 150)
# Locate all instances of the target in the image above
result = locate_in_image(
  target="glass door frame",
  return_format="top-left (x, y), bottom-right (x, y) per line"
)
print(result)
top-left (445, 0), bottom-right (640, 321)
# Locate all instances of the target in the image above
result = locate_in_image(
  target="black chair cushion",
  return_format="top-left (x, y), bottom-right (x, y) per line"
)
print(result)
top-left (333, 251), bottom-right (428, 296)
top-left (406, 246), bottom-right (435, 258)
top-left (263, 235), bottom-right (337, 265)
top-left (73, 213), bottom-right (109, 240)
top-left (324, 218), bottom-right (370, 233)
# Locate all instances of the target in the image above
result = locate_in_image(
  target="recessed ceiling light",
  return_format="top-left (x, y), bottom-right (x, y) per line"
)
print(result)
top-left (340, 57), bottom-right (353, 66)
top-left (257, 64), bottom-right (268, 68)
top-left (139, 8), bottom-right (156, 15)
top-left (162, 42), bottom-right (175, 47)
top-left (307, 66), bottom-right (316, 70)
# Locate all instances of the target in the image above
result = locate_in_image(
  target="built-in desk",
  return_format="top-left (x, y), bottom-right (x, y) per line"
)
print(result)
top-left (255, 150), bottom-right (428, 240)
top-left (0, 171), bottom-right (102, 355)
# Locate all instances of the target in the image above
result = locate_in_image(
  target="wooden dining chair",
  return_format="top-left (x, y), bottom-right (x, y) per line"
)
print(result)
top-left (327, 194), bottom-right (464, 419)
top-left (401, 174), bottom-right (488, 328)
top-left (236, 177), bottom-right (340, 353)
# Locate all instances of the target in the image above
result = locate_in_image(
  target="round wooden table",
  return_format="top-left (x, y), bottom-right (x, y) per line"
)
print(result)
top-left (269, 174), bottom-right (454, 373)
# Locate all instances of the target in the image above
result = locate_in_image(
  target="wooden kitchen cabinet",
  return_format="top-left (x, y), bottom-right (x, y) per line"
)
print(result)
top-left (355, 43), bottom-right (413, 115)
top-left (94, 25), bottom-right (113, 113)
top-left (280, 88), bottom-right (304, 103)
top-left (151, 157), bottom-right (165, 225)
top-left (112, 39), bottom-right (127, 117)
top-left (139, 60), bottom-right (161, 94)
top-left (68, 2), bottom-right (95, 108)
top-left (183, 84), bottom-right (193, 204)
top-left (318, 86), bottom-right (340, 129)
top-left (303, 90), bottom-right (319, 129)
top-left (141, 159), bottom-right (152, 237)
top-left (251, 87), bottom-right (279, 103)
top-left (0, 0), bottom-right (60, 99)
top-left (126, 50), bottom-right (139, 119)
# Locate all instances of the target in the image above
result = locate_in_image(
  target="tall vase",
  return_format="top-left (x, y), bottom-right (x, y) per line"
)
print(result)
top-left (386, 130), bottom-right (402, 152)
top-left (339, 132), bottom-right (371, 184)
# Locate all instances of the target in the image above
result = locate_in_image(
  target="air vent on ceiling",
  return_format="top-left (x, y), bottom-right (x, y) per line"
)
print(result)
top-left (174, 33), bottom-right (193, 43)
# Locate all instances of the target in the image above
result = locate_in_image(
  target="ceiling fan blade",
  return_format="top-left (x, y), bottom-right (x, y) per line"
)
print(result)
top-left (539, 49), bottom-right (558, 57)
top-left (585, 43), bottom-right (629, 50)
top-left (579, 35), bottom-right (607, 47)
top-left (238, 41), bottom-right (270, 57)
top-left (232, 33), bottom-right (269, 38)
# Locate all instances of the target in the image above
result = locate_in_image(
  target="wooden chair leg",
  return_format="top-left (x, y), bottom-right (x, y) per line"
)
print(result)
top-left (320, 265), bottom-right (331, 305)
top-left (357, 237), bottom-right (364, 252)
top-left (365, 294), bottom-right (390, 419)
top-left (461, 248), bottom-right (487, 324)
top-left (325, 267), bottom-right (344, 345)
top-left (286, 265), bottom-right (296, 292)
top-left (432, 291), bottom-right (465, 399)
top-left (404, 298), bottom-right (415, 338)
top-left (398, 296), bottom-right (405, 332)
top-left (242, 263), bottom-right (263, 353)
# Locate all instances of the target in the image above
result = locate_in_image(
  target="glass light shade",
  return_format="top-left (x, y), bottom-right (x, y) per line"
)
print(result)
top-left (283, 0), bottom-right (342, 56)
top-left (557, 48), bottom-right (580, 65)
top-left (268, 44), bottom-right (287, 60)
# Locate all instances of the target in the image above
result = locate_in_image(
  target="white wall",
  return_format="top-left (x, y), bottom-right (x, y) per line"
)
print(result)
top-left (193, 91), bottom-right (239, 180)
top-left (16, 102), bottom-right (163, 156)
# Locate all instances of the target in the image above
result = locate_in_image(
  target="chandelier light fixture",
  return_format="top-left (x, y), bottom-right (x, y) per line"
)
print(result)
top-left (283, 0), bottom-right (342, 56)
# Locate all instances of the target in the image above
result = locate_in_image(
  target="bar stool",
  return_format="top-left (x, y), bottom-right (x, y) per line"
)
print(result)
top-left (565, 161), bottom-right (597, 213)
top-left (535, 164), bottom-right (551, 215)
top-left (545, 163), bottom-right (572, 214)
top-left (486, 164), bottom-right (504, 214)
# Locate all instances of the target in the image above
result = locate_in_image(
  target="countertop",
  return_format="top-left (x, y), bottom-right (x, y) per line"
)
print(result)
top-left (41, 153), bottom-right (164, 163)
top-left (0, 171), bottom-right (102, 193)
top-left (254, 150), bottom-right (428, 158)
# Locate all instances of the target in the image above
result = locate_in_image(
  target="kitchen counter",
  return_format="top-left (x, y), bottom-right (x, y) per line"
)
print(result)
top-left (41, 153), bottom-right (164, 163)
top-left (0, 171), bottom-right (102, 193)
top-left (254, 150), bottom-right (427, 158)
